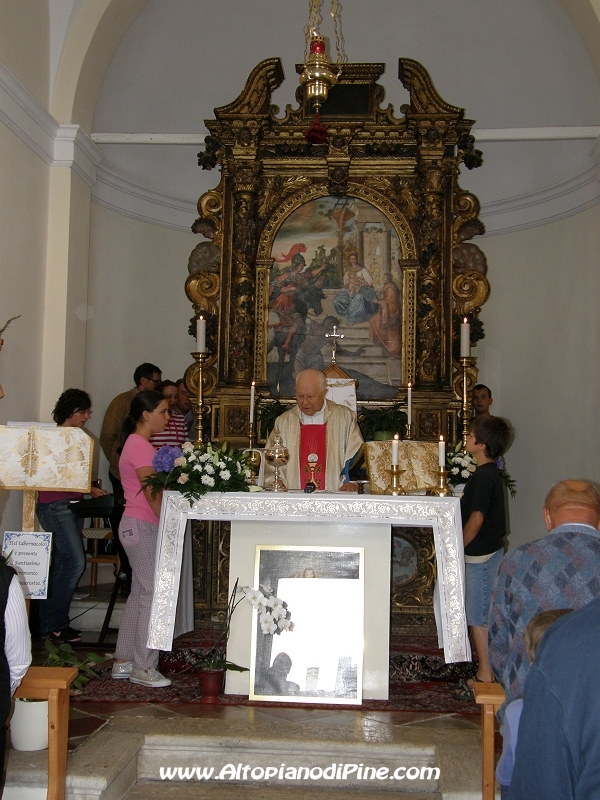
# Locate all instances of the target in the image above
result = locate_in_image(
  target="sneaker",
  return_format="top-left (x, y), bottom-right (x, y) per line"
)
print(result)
top-left (111, 660), bottom-right (133, 680)
top-left (129, 668), bottom-right (172, 688)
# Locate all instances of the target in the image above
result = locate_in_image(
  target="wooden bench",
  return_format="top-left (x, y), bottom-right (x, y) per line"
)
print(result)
top-left (473, 682), bottom-right (506, 800)
top-left (14, 666), bottom-right (79, 800)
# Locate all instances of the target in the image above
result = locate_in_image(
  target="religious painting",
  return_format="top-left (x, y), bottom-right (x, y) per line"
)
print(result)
top-left (267, 196), bottom-right (403, 399)
top-left (249, 545), bottom-right (364, 705)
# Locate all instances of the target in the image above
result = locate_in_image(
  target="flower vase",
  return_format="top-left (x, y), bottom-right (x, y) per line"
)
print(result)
top-left (198, 669), bottom-right (225, 703)
top-left (452, 483), bottom-right (466, 497)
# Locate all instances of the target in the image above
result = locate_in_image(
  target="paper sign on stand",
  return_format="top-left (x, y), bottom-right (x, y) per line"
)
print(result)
top-left (2, 531), bottom-right (52, 599)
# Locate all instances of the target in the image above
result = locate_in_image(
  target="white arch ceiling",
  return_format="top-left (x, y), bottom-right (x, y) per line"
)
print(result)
top-left (56, 0), bottom-right (600, 236)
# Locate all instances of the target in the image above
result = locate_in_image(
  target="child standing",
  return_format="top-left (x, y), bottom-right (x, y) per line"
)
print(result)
top-left (496, 609), bottom-right (572, 798)
top-left (456, 416), bottom-right (510, 699)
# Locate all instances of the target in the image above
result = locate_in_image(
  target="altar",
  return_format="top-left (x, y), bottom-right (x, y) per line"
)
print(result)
top-left (147, 491), bottom-right (469, 701)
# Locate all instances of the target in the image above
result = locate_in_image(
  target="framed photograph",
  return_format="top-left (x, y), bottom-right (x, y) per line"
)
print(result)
top-left (249, 545), bottom-right (364, 704)
top-left (267, 195), bottom-right (405, 399)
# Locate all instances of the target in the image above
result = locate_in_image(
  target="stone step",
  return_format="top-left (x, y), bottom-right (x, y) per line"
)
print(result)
top-left (123, 781), bottom-right (440, 798)
top-left (5, 708), bottom-right (483, 799)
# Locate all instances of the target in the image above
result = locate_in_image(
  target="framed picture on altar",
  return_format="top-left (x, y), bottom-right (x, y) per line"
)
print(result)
top-left (249, 545), bottom-right (364, 705)
top-left (267, 195), bottom-right (408, 400)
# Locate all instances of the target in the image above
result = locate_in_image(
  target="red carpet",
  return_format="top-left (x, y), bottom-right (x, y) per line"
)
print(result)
top-left (77, 626), bottom-right (479, 714)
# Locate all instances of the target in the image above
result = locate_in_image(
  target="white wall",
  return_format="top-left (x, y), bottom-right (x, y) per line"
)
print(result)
top-left (476, 203), bottom-right (600, 548)
top-left (0, 126), bottom-right (50, 534)
top-left (84, 202), bottom-right (195, 484)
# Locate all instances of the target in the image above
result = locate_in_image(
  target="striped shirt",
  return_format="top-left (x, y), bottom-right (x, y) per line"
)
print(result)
top-left (149, 411), bottom-right (190, 449)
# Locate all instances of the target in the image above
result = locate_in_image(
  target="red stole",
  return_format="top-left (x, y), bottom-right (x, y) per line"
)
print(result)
top-left (299, 423), bottom-right (327, 489)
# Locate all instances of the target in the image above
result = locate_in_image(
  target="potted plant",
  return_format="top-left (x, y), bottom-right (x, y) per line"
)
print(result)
top-left (257, 399), bottom-right (289, 441)
top-left (11, 642), bottom-right (106, 751)
top-left (195, 579), bottom-right (293, 703)
top-left (358, 402), bottom-right (408, 441)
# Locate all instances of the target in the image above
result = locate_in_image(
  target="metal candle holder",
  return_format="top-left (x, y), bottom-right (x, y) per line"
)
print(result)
top-left (246, 422), bottom-right (262, 485)
top-left (431, 466), bottom-right (453, 497)
top-left (191, 351), bottom-right (207, 445)
top-left (385, 465), bottom-right (406, 496)
top-left (404, 423), bottom-right (413, 441)
top-left (460, 356), bottom-right (476, 452)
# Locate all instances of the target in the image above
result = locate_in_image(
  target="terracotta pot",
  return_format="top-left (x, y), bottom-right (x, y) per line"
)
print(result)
top-left (198, 669), bottom-right (225, 703)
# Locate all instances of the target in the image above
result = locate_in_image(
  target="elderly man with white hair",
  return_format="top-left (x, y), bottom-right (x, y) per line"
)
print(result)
top-left (265, 369), bottom-right (363, 491)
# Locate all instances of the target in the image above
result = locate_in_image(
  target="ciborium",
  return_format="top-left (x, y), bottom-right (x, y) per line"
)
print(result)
top-left (264, 431), bottom-right (289, 492)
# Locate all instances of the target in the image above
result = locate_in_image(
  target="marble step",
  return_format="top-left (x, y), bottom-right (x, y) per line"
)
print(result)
top-left (4, 708), bottom-right (483, 799)
top-left (123, 781), bottom-right (440, 798)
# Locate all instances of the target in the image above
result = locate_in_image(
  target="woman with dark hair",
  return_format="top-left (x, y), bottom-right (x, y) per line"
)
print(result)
top-left (112, 390), bottom-right (172, 687)
top-left (37, 389), bottom-right (107, 643)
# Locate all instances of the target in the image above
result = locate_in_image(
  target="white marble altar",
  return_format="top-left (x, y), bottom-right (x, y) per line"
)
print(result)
top-left (147, 492), bottom-right (470, 684)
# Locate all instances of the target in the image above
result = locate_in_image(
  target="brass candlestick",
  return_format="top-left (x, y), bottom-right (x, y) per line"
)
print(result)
top-left (431, 466), bottom-right (453, 497)
top-left (385, 465), bottom-right (406, 496)
top-left (405, 423), bottom-right (413, 440)
top-left (192, 351), bottom-right (207, 445)
top-left (246, 422), bottom-right (262, 485)
top-left (460, 356), bottom-right (476, 452)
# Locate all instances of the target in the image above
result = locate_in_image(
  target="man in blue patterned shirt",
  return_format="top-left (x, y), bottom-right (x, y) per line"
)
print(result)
top-left (488, 479), bottom-right (600, 719)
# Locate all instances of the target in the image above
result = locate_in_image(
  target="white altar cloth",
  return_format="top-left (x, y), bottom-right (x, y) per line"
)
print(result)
top-left (147, 491), bottom-right (470, 665)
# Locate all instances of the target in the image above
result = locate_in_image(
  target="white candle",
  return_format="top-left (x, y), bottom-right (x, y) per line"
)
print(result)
top-left (439, 435), bottom-right (446, 467)
top-left (407, 382), bottom-right (412, 422)
top-left (460, 317), bottom-right (471, 358)
top-left (196, 316), bottom-right (206, 353)
top-left (250, 381), bottom-right (256, 424)
top-left (392, 434), bottom-right (399, 467)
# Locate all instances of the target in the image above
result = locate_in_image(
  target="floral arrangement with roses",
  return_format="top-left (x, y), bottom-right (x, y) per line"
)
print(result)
top-left (144, 441), bottom-right (251, 502)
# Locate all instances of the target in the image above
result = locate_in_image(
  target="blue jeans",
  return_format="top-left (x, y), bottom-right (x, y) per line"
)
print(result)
top-left (465, 548), bottom-right (504, 627)
top-left (37, 501), bottom-right (85, 634)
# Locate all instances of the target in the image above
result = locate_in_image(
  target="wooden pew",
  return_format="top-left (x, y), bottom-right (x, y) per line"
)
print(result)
top-left (14, 666), bottom-right (79, 800)
top-left (473, 681), bottom-right (505, 800)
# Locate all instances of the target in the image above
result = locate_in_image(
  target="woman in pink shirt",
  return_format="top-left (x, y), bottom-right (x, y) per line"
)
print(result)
top-left (112, 390), bottom-right (171, 688)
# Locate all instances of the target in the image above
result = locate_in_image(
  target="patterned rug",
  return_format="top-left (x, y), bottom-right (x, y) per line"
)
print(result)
top-left (77, 627), bottom-right (479, 714)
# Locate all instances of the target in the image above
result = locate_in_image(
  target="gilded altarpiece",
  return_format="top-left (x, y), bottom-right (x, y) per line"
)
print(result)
top-left (184, 57), bottom-right (489, 625)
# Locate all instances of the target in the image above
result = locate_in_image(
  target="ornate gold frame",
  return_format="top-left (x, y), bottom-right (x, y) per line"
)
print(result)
top-left (183, 56), bottom-right (489, 623)
top-left (184, 56), bottom-right (489, 445)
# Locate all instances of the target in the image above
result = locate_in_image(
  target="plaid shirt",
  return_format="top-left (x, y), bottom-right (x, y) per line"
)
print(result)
top-left (488, 523), bottom-right (600, 718)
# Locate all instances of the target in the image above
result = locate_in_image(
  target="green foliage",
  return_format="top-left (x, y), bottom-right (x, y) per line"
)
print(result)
top-left (358, 402), bottom-right (408, 440)
top-left (257, 400), bottom-right (288, 440)
top-left (43, 640), bottom-right (106, 691)
top-left (195, 579), bottom-right (249, 673)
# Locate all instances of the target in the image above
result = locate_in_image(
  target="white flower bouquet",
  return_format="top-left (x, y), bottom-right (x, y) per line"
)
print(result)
top-left (446, 441), bottom-right (477, 486)
top-left (144, 441), bottom-right (251, 502)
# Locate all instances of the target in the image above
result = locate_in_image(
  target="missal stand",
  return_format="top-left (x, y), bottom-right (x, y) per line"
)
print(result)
top-left (0, 424), bottom-right (93, 800)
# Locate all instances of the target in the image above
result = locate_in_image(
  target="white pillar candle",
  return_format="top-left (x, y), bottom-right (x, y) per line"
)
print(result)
top-left (196, 316), bottom-right (206, 353)
top-left (439, 435), bottom-right (446, 467)
top-left (250, 381), bottom-right (256, 424)
top-left (407, 382), bottom-right (412, 422)
top-left (392, 434), bottom-right (399, 467)
top-left (460, 317), bottom-right (471, 358)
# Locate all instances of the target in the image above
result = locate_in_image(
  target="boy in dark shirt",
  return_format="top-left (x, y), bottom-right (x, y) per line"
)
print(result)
top-left (457, 415), bottom-right (510, 699)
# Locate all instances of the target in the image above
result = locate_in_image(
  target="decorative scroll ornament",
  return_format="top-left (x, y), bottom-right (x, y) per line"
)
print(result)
top-left (452, 271), bottom-right (490, 316)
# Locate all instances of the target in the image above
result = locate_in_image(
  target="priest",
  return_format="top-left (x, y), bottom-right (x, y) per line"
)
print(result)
top-left (265, 369), bottom-right (364, 491)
